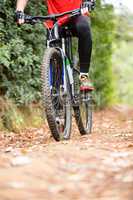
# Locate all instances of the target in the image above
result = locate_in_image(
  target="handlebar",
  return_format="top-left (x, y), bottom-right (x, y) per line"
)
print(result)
top-left (24, 8), bottom-right (81, 24)
top-left (24, 0), bottom-right (95, 24)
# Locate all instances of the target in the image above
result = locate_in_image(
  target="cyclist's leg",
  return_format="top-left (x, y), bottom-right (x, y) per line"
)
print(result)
top-left (72, 15), bottom-right (92, 74)
top-left (70, 16), bottom-right (94, 90)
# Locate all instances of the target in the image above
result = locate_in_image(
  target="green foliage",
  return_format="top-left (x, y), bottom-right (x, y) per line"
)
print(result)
top-left (115, 8), bottom-right (133, 42)
top-left (3, 102), bottom-right (25, 132)
top-left (0, 0), bottom-right (46, 105)
top-left (0, 97), bottom-right (43, 132)
top-left (0, 0), bottom-right (116, 108)
top-left (113, 8), bottom-right (133, 106)
top-left (90, 0), bottom-right (116, 107)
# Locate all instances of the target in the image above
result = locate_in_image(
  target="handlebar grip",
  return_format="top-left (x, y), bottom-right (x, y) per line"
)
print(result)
top-left (24, 15), bottom-right (32, 22)
top-left (82, 1), bottom-right (95, 11)
top-left (24, 15), bottom-right (37, 24)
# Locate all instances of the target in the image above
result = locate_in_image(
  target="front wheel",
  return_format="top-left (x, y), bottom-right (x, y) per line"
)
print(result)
top-left (74, 91), bottom-right (93, 135)
top-left (41, 48), bottom-right (72, 141)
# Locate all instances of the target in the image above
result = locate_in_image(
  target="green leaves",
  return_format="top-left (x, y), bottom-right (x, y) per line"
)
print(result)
top-left (0, 0), bottom-right (46, 105)
top-left (90, 0), bottom-right (116, 108)
top-left (0, 0), bottom-right (116, 108)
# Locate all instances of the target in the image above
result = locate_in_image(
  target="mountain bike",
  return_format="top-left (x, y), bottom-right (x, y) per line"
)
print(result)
top-left (24, 2), bottom-right (95, 141)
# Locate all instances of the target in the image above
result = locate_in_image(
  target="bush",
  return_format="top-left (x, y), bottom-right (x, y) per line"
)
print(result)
top-left (0, 0), bottom-right (46, 105)
top-left (0, 0), bottom-right (116, 108)
top-left (90, 0), bottom-right (116, 108)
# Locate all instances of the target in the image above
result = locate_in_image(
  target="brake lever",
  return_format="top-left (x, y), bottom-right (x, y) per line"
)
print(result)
top-left (82, 0), bottom-right (95, 11)
top-left (24, 15), bottom-right (38, 25)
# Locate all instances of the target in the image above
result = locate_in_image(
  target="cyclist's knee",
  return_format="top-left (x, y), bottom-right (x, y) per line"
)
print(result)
top-left (76, 18), bottom-right (91, 38)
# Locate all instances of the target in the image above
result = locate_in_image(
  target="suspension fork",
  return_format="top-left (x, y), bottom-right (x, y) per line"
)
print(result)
top-left (64, 37), bottom-right (75, 97)
top-left (54, 46), bottom-right (67, 95)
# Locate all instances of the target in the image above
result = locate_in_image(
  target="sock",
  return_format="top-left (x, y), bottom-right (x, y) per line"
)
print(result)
top-left (79, 73), bottom-right (88, 78)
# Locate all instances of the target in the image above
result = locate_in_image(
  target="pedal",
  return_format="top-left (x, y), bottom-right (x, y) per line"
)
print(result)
top-left (73, 94), bottom-right (80, 106)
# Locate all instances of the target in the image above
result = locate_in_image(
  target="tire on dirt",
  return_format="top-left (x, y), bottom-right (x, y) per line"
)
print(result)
top-left (41, 48), bottom-right (72, 141)
top-left (74, 93), bottom-right (93, 135)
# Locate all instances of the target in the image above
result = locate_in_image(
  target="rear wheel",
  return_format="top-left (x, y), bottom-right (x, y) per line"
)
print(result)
top-left (41, 48), bottom-right (72, 141)
top-left (74, 91), bottom-right (93, 135)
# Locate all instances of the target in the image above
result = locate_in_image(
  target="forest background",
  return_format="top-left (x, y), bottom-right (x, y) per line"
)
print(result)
top-left (0, 0), bottom-right (133, 131)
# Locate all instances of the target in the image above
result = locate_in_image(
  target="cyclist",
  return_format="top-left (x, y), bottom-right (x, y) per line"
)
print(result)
top-left (16, 0), bottom-right (94, 90)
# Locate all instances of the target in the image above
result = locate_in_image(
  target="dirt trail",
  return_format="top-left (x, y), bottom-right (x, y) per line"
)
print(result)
top-left (0, 108), bottom-right (133, 200)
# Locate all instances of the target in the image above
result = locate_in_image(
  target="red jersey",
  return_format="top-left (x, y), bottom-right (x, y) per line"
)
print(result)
top-left (47, 0), bottom-right (83, 14)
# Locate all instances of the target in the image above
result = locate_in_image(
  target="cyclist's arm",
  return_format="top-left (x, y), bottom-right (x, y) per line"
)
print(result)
top-left (16, 0), bottom-right (28, 12)
top-left (16, 0), bottom-right (47, 11)
top-left (16, 0), bottom-right (28, 24)
top-left (16, 0), bottom-right (47, 24)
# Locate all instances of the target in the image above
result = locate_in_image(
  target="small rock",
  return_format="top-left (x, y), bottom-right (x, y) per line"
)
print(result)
top-left (5, 147), bottom-right (13, 153)
top-left (7, 181), bottom-right (26, 189)
top-left (11, 156), bottom-right (32, 166)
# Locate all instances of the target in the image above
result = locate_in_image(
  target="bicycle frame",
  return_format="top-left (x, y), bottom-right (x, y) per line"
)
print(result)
top-left (23, 3), bottom-right (95, 139)
top-left (24, 3), bottom-right (93, 99)
top-left (45, 21), bottom-right (75, 97)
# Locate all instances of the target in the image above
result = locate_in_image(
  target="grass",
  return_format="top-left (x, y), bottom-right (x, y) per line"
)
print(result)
top-left (0, 98), bottom-right (44, 132)
top-left (113, 41), bottom-right (133, 105)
